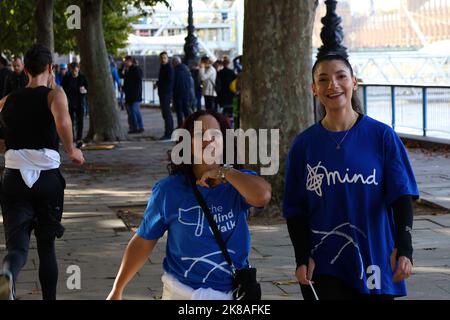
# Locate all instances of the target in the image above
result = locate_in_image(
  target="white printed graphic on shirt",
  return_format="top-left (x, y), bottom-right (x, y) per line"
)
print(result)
top-left (178, 206), bottom-right (205, 236)
top-left (181, 250), bottom-right (236, 283)
top-left (306, 161), bottom-right (378, 197)
top-left (178, 205), bottom-right (236, 237)
top-left (311, 222), bottom-right (367, 280)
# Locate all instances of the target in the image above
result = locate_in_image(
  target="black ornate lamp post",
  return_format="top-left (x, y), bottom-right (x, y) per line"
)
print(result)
top-left (183, 0), bottom-right (199, 66)
top-left (315, 0), bottom-right (351, 121)
top-left (317, 0), bottom-right (348, 59)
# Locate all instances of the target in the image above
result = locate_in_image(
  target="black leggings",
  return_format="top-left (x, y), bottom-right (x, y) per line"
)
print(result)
top-left (1, 168), bottom-right (65, 300)
top-left (300, 274), bottom-right (395, 300)
top-left (3, 236), bottom-right (58, 300)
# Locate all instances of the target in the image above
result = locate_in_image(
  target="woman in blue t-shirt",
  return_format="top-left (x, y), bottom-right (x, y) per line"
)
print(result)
top-left (283, 54), bottom-right (419, 300)
top-left (107, 111), bottom-right (271, 300)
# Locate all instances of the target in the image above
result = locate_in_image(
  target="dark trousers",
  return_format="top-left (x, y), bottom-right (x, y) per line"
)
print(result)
top-left (159, 94), bottom-right (174, 137)
top-left (69, 105), bottom-right (84, 141)
top-left (300, 274), bottom-right (395, 301)
top-left (174, 97), bottom-right (191, 128)
top-left (125, 101), bottom-right (144, 132)
top-left (0, 168), bottom-right (66, 300)
top-left (195, 90), bottom-right (202, 111)
top-left (204, 96), bottom-right (216, 112)
top-left (82, 95), bottom-right (89, 117)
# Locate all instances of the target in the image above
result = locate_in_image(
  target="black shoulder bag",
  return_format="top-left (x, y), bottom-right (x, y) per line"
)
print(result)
top-left (189, 177), bottom-right (261, 300)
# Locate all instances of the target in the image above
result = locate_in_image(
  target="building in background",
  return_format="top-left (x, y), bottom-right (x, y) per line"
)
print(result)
top-left (126, 0), bottom-right (244, 60)
top-left (312, 0), bottom-right (450, 50)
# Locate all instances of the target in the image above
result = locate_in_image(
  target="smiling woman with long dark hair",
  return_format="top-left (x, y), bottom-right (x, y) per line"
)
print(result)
top-left (108, 110), bottom-right (271, 300)
top-left (283, 53), bottom-right (419, 300)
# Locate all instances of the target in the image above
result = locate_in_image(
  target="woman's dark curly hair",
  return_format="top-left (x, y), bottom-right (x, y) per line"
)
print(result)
top-left (168, 110), bottom-right (243, 176)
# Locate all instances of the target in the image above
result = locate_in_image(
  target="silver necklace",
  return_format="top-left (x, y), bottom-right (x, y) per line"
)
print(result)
top-left (323, 115), bottom-right (358, 150)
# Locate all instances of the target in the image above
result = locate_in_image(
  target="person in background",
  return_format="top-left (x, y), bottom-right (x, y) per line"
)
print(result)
top-left (212, 60), bottom-right (223, 112)
top-left (216, 56), bottom-right (236, 121)
top-left (3, 58), bottom-right (28, 97)
top-left (172, 56), bottom-right (193, 128)
top-left (109, 56), bottom-right (121, 97)
top-left (0, 56), bottom-right (13, 99)
top-left (233, 55), bottom-right (243, 74)
top-left (190, 62), bottom-right (203, 111)
top-left (213, 60), bottom-right (223, 73)
top-left (55, 64), bottom-right (68, 87)
top-left (188, 70), bottom-right (196, 114)
top-left (122, 55), bottom-right (144, 134)
top-left (61, 62), bottom-right (88, 148)
top-left (0, 57), bottom-right (12, 139)
top-left (199, 56), bottom-right (217, 112)
top-left (156, 52), bottom-right (174, 140)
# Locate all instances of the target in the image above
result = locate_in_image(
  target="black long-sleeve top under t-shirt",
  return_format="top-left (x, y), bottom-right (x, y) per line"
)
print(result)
top-left (287, 195), bottom-right (414, 269)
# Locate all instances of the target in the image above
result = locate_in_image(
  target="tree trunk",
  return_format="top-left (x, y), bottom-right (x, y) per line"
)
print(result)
top-left (241, 0), bottom-right (318, 216)
top-left (35, 0), bottom-right (54, 52)
top-left (75, 0), bottom-right (125, 142)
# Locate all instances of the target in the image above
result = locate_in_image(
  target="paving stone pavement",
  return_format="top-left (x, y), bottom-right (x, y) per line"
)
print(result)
top-left (1, 107), bottom-right (449, 300)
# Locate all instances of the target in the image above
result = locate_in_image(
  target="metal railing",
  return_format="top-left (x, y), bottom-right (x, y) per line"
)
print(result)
top-left (143, 79), bottom-right (450, 141)
top-left (142, 79), bottom-right (159, 105)
top-left (360, 84), bottom-right (450, 140)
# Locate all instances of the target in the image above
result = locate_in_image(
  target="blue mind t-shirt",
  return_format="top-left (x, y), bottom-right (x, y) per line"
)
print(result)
top-left (283, 115), bottom-right (419, 296)
top-left (136, 170), bottom-right (255, 292)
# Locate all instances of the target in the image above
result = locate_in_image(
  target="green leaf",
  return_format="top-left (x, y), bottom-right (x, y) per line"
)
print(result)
top-left (0, 0), bottom-right (169, 56)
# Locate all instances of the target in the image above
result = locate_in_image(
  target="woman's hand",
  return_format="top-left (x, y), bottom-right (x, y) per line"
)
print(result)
top-left (197, 168), bottom-right (222, 188)
top-left (390, 248), bottom-right (413, 283)
top-left (295, 258), bottom-right (315, 285)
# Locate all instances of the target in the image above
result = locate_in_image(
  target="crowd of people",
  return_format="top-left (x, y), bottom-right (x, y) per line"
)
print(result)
top-left (155, 52), bottom-right (241, 140)
top-left (108, 51), bottom-right (243, 141)
top-left (0, 51), bottom-right (243, 143)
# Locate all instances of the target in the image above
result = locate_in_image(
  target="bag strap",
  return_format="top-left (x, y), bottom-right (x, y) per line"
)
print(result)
top-left (189, 176), bottom-right (236, 275)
